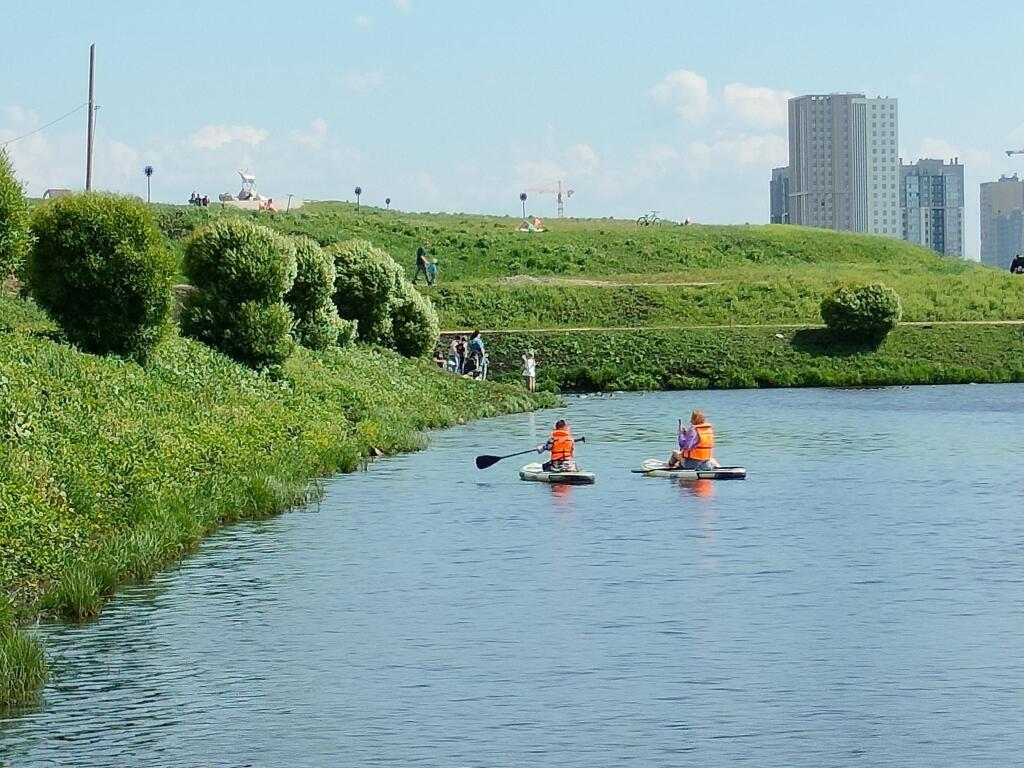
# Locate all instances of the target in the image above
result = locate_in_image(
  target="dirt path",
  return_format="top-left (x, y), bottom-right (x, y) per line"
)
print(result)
top-left (496, 275), bottom-right (720, 287)
top-left (442, 319), bottom-right (1024, 334)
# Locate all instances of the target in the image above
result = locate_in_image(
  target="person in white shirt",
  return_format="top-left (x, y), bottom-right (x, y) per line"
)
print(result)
top-left (521, 350), bottom-right (537, 392)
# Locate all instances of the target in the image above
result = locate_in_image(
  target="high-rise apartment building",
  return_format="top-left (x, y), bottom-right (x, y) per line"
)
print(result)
top-left (786, 93), bottom-right (899, 237)
top-left (900, 158), bottom-right (965, 258)
top-left (770, 167), bottom-right (789, 223)
top-left (980, 175), bottom-right (1024, 269)
top-left (856, 97), bottom-right (900, 237)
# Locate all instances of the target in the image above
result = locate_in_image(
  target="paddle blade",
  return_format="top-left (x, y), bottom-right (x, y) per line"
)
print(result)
top-left (475, 455), bottom-right (502, 470)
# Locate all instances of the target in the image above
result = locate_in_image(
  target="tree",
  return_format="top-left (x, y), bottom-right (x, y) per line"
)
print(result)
top-left (27, 193), bottom-right (174, 362)
top-left (821, 283), bottom-right (902, 344)
top-left (0, 147), bottom-right (30, 279)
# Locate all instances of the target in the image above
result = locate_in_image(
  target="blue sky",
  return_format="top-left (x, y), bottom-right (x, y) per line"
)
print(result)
top-left (3, 0), bottom-right (1024, 258)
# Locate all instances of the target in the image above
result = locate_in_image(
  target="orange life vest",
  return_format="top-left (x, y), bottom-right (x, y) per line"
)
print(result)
top-left (549, 428), bottom-right (574, 461)
top-left (682, 423), bottom-right (714, 461)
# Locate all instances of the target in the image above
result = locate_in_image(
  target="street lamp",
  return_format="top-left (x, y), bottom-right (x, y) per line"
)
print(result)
top-left (519, 192), bottom-right (527, 219)
top-left (143, 165), bottom-right (154, 203)
top-left (354, 186), bottom-right (362, 212)
top-left (286, 193), bottom-right (294, 213)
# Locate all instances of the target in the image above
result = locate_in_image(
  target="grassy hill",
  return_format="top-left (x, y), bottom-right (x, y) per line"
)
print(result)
top-left (154, 202), bottom-right (1024, 330)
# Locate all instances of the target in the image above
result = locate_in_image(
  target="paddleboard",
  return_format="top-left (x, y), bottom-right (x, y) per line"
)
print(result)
top-left (632, 458), bottom-right (747, 480)
top-left (519, 462), bottom-right (596, 485)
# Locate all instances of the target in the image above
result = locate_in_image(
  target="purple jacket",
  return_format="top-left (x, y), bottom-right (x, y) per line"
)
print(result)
top-left (677, 426), bottom-right (699, 451)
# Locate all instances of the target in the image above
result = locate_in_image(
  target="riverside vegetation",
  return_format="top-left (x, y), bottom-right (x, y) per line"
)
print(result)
top-left (154, 202), bottom-right (1024, 391)
top-left (0, 181), bottom-right (553, 704)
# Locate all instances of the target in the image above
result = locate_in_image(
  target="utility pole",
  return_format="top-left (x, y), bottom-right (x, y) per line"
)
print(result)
top-left (86, 43), bottom-right (96, 191)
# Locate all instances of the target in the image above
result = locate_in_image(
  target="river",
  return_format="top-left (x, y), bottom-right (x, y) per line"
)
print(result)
top-left (2, 385), bottom-right (1023, 767)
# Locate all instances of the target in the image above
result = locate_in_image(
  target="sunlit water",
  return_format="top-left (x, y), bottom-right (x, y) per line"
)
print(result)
top-left (3, 386), bottom-right (1024, 767)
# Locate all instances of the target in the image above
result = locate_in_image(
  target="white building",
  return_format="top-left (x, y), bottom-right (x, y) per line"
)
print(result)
top-left (855, 97), bottom-right (900, 238)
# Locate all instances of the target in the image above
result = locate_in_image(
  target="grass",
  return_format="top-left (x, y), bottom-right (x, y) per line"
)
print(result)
top-left (470, 325), bottom-right (1024, 392)
top-left (0, 290), bottom-right (555, 703)
top-left (152, 202), bottom-right (1024, 331)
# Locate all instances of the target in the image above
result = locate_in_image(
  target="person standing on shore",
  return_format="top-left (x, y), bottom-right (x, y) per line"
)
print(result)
top-left (522, 350), bottom-right (537, 392)
top-left (413, 246), bottom-right (430, 284)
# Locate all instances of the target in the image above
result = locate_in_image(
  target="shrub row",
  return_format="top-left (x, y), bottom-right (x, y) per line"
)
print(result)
top-left (3, 176), bottom-right (439, 368)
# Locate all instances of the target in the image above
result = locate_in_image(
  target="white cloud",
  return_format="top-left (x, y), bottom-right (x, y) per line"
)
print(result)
top-left (686, 134), bottom-right (787, 178)
top-left (651, 70), bottom-right (710, 123)
top-left (722, 82), bottom-right (793, 128)
top-left (345, 70), bottom-right (382, 92)
top-left (568, 143), bottom-right (599, 175)
top-left (290, 118), bottom-right (328, 151)
top-left (189, 124), bottom-right (267, 150)
top-left (394, 0), bottom-right (412, 12)
top-left (355, 14), bottom-right (373, 28)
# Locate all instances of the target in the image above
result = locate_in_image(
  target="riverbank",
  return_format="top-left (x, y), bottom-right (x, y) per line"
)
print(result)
top-left (464, 325), bottom-right (1024, 392)
top-left (0, 292), bottom-right (555, 704)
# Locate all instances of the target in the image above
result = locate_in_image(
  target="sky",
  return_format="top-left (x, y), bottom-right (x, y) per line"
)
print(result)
top-left (3, 0), bottom-right (1024, 259)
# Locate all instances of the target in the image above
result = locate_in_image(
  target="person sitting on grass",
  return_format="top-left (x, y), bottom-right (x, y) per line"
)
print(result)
top-left (667, 409), bottom-right (717, 470)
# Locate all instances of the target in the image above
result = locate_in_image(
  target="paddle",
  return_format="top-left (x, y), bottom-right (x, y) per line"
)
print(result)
top-left (475, 436), bottom-right (585, 470)
top-left (475, 448), bottom-right (538, 470)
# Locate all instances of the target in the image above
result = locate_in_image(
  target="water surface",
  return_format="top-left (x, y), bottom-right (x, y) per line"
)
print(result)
top-left (3, 386), bottom-right (1023, 766)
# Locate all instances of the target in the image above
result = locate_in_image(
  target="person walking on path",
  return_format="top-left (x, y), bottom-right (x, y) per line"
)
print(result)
top-left (522, 350), bottom-right (537, 392)
top-left (413, 246), bottom-right (433, 284)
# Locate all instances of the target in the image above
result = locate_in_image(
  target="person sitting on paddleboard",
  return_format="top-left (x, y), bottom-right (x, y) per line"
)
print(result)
top-left (667, 409), bottom-right (716, 470)
top-left (537, 419), bottom-right (580, 472)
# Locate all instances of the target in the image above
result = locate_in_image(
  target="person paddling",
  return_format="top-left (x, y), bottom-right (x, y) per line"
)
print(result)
top-left (537, 419), bottom-right (580, 472)
top-left (667, 409), bottom-right (716, 470)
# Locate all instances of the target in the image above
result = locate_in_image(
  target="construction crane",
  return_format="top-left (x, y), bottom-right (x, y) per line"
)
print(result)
top-left (526, 179), bottom-right (575, 218)
top-left (1006, 149), bottom-right (1024, 157)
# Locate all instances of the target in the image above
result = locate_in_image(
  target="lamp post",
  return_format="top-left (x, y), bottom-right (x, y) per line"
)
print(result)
top-left (354, 186), bottom-right (362, 212)
top-left (143, 165), bottom-right (154, 203)
top-left (385, 197), bottom-right (391, 211)
top-left (519, 192), bottom-right (527, 219)
top-left (286, 193), bottom-right (294, 213)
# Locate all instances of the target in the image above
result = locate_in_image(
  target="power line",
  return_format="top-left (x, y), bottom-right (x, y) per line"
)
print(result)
top-left (0, 103), bottom-right (88, 147)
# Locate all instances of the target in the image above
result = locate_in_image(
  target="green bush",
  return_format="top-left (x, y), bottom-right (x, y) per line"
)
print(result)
top-left (329, 239), bottom-right (403, 345)
top-left (285, 236), bottom-right (343, 350)
top-left (821, 283), bottom-right (902, 343)
top-left (27, 193), bottom-right (174, 362)
top-left (0, 148), bottom-right (30, 279)
top-left (391, 283), bottom-right (440, 357)
top-left (181, 219), bottom-right (297, 368)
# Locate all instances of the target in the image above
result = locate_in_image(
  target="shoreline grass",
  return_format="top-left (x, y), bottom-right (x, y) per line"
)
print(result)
top-left (467, 325), bottom-right (1024, 392)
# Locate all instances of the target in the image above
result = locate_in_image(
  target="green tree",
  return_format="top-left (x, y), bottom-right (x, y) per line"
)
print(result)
top-left (0, 147), bottom-right (30, 279)
top-left (821, 283), bottom-right (902, 344)
top-left (181, 219), bottom-right (297, 369)
top-left (27, 193), bottom-right (174, 362)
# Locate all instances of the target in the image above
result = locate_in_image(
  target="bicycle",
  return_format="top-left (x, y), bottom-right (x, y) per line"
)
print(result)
top-left (636, 210), bottom-right (662, 227)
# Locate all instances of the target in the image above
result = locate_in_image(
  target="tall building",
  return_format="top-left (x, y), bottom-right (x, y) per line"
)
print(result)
top-left (787, 93), bottom-right (900, 237)
top-left (770, 167), bottom-right (789, 223)
top-left (900, 158), bottom-right (965, 258)
top-left (980, 174), bottom-right (1024, 269)
top-left (855, 97), bottom-right (900, 237)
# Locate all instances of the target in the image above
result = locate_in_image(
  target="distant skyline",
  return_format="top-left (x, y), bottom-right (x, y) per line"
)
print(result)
top-left (3, 0), bottom-right (1024, 259)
